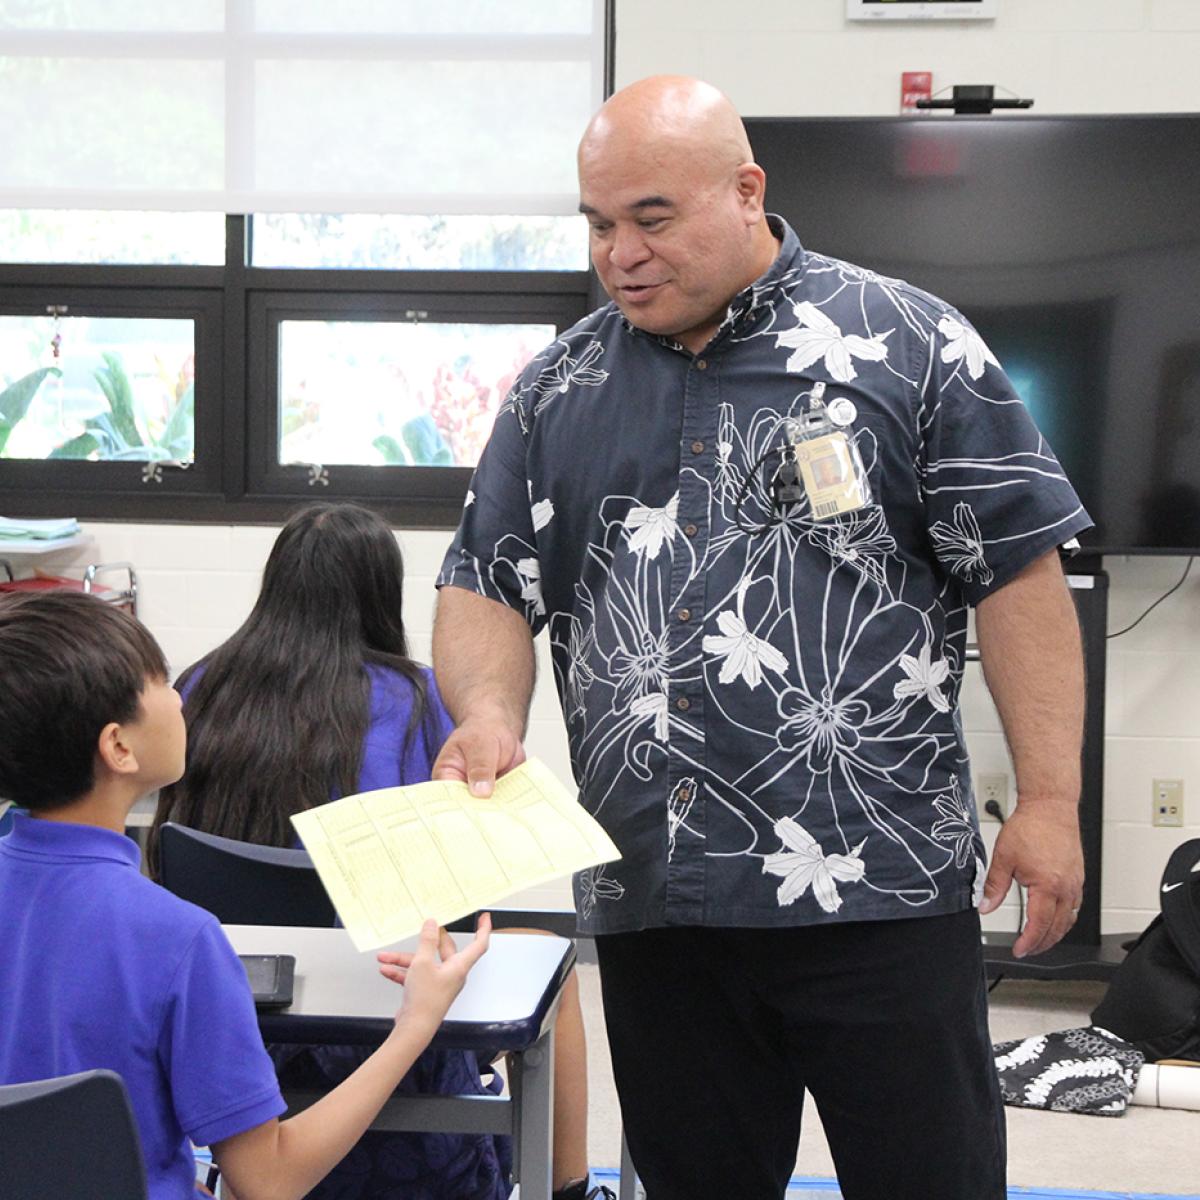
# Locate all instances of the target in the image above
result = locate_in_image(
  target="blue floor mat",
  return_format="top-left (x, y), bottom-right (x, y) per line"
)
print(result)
top-left (590, 1168), bottom-right (1200, 1200)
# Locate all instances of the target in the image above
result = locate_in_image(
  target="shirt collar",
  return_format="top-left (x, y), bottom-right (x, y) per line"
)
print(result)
top-left (714, 213), bottom-right (805, 344)
top-left (2, 811), bottom-right (141, 869)
top-left (622, 213), bottom-right (806, 354)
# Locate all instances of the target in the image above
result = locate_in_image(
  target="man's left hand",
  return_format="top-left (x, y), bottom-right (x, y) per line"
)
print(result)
top-left (978, 801), bottom-right (1084, 958)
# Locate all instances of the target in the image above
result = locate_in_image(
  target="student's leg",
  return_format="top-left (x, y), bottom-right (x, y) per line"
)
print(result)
top-left (594, 927), bottom-right (806, 1200)
top-left (496, 930), bottom-right (590, 1191)
top-left (548, 966), bottom-right (590, 1189)
top-left (761, 910), bottom-right (1006, 1200)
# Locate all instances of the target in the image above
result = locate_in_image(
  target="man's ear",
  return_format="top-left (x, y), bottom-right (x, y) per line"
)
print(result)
top-left (734, 162), bottom-right (767, 222)
top-left (96, 721), bottom-right (139, 777)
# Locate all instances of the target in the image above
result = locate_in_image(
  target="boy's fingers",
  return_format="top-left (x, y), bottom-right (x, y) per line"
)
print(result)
top-left (376, 950), bottom-right (415, 967)
top-left (412, 917), bottom-right (440, 959)
top-left (458, 914), bottom-right (492, 967)
top-left (438, 926), bottom-right (457, 960)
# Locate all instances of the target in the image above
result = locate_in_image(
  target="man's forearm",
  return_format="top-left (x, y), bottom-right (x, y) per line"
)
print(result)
top-left (974, 549), bottom-right (1084, 807)
top-left (433, 585), bottom-right (536, 735)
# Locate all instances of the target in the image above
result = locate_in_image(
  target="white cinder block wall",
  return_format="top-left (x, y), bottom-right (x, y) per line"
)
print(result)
top-left (8, 0), bottom-right (1199, 928)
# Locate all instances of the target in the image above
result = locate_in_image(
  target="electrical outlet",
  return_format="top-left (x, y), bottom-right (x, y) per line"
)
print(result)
top-left (1152, 779), bottom-right (1184, 827)
top-left (978, 774), bottom-right (1008, 821)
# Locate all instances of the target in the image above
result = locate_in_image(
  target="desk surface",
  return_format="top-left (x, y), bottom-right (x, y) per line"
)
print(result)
top-left (225, 925), bottom-right (575, 1053)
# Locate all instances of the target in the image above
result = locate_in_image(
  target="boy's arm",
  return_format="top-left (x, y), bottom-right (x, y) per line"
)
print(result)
top-left (211, 918), bottom-right (489, 1200)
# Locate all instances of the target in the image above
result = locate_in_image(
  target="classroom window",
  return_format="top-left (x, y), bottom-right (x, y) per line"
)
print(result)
top-left (251, 215), bottom-right (589, 272)
top-left (0, 1), bottom-right (611, 523)
top-left (0, 212), bottom-right (226, 267)
top-left (0, 314), bottom-right (195, 463)
top-left (277, 318), bottom-right (553, 468)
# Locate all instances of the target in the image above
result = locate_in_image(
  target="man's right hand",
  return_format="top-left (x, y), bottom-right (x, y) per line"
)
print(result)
top-left (431, 714), bottom-right (526, 798)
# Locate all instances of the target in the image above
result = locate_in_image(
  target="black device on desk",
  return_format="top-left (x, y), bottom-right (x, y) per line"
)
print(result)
top-left (239, 954), bottom-right (295, 1009)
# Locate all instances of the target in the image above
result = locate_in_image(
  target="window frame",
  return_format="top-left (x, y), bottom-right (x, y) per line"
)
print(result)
top-left (0, 216), bottom-right (594, 527)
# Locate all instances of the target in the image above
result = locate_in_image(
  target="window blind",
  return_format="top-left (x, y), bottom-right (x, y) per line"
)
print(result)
top-left (0, 0), bottom-right (605, 214)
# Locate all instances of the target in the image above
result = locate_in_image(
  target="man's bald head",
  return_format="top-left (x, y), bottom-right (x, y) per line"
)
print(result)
top-left (579, 76), bottom-right (753, 185)
top-left (577, 76), bottom-right (778, 354)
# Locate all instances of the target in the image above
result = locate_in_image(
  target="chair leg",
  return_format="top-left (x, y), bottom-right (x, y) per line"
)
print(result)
top-left (618, 1129), bottom-right (644, 1200)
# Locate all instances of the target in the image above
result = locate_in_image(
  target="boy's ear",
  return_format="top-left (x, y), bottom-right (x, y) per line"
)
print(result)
top-left (96, 721), bottom-right (139, 777)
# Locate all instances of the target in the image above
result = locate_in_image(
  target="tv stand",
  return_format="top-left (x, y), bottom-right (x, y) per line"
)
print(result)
top-left (980, 564), bottom-right (1138, 982)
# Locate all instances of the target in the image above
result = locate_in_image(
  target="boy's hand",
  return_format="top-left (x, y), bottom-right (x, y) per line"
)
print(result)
top-left (376, 913), bottom-right (491, 1035)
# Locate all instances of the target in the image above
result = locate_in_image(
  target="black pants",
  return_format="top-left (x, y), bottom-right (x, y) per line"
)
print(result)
top-left (594, 910), bottom-right (1005, 1200)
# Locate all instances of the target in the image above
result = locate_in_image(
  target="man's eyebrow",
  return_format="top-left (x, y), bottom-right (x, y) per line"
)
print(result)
top-left (578, 196), bottom-right (676, 216)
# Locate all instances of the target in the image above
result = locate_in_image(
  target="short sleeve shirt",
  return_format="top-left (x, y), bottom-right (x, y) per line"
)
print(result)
top-left (0, 816), bottom-right (285, 1199)
top-left (438, 217), bottom-right (1092, 936)
top-left (358, 665), bottom-right (457, 790)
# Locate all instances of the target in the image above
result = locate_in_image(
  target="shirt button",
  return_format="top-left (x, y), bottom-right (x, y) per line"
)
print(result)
top-left (683, 523), bottom-right (698, 538)
top-left (677, 608), bottom-right (691, 622)
top-left (676, 697), bottom-right (691, 711)
top-left (691, 440), bottom-right (705, 455)
top-left (695, 358), bottom-right (707, 370)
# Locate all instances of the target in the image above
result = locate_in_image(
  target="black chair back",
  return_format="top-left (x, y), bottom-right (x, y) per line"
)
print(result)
top-left (158, 822), bottom-right (337, 926)
top-left (0, 1069), bottom-right (148, 1199)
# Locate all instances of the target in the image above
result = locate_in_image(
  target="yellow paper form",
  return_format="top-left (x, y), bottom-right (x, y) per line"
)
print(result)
top-left (290, 757), bottom-right (621, 951)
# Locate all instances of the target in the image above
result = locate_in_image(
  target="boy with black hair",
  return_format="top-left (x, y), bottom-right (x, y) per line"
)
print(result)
top-left (0, 590), bottom-right (490, 1200)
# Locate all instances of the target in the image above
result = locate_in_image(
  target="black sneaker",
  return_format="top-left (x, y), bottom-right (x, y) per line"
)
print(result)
top-left (552, 1181), bottom-right (617, 1200)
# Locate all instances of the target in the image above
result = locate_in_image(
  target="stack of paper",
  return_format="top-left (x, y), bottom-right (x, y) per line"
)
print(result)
top-left (291, 757), bottom-right (621, 951)
top-left (0, 516), bottom-right (80, 541)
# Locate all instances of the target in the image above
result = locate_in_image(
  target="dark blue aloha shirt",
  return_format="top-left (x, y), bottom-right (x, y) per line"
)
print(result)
top-left (438, 216), bottom-right (1092, 936)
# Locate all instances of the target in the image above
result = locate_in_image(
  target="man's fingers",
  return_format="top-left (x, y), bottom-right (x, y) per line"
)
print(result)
top-left (438, 925), bottom-right (458, 960)
top-left (1032, 894), bottom-right (1081, 957)
top-left (431, 742), bottom-right (469, 784)
top-left (978, 857), bottom-right (1013, 915)
top-left (452, 727), bottom-right (502, 796)
top-left (467, 768), bottom-right (496, 798)
top-left (1013, 886), bottom-right (1074, 958)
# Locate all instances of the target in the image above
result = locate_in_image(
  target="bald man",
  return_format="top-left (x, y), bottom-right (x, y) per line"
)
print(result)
top-left (433, 77), bottom-right (1090, 1200)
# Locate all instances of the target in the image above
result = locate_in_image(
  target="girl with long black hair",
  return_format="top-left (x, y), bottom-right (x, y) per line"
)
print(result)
top-left (150, 502), bottom-right (601, 1200)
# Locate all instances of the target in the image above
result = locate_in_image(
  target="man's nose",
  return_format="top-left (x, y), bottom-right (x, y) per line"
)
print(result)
top-left (609, 225), bottom-right (651, 271)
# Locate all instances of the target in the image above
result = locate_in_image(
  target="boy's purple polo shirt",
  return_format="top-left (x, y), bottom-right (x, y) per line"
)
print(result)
top-left (0, 814), bottom-right (285, 1199)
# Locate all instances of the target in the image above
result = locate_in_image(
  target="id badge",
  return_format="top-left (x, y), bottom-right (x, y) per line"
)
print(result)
top-left (795, 431), bottom-right (871, 520)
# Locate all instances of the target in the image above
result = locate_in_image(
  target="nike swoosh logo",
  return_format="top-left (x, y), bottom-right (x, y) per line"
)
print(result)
top-left (1163, 881), bottom-right (1184, 893)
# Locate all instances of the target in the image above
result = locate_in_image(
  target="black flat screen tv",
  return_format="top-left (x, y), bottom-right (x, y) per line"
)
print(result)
top-left (744, 114), bottom-right (1200, 556)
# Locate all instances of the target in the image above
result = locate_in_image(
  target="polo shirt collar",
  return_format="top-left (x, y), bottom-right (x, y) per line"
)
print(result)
top-left (2, 811), bottom-right (140, 868)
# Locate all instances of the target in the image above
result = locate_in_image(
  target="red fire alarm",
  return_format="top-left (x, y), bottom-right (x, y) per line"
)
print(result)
top-left (901, 71), bottom-right (933, 114)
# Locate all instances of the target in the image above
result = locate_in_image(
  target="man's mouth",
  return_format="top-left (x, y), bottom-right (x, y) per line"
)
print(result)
top-left (618, 281), bottom-right (664, 300)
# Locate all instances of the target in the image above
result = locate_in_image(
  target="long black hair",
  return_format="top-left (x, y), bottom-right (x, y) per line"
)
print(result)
top-left (149, 502), bottom-right (437, 871)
